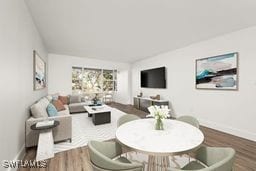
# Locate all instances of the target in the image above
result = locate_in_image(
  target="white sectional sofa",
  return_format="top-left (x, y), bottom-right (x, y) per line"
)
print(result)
top-left (25, 96), bottom-right (72, 148)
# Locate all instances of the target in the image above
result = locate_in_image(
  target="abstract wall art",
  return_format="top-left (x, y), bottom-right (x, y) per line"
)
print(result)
top-left (196, 52), bottom-right (238, 90)
top-left (34, 50), bottom-right (46, 90)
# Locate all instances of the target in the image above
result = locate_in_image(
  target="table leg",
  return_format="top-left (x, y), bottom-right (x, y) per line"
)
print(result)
top-left (147, 155), bottom-right (170, 171)
top-left (170, 155), bottom-right (181, 168)
top-left (36, 130), bottom-right (54, 161)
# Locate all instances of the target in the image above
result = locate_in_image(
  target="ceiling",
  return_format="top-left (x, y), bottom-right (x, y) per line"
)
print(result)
top-left (25, 0), bottom-right (256, 63)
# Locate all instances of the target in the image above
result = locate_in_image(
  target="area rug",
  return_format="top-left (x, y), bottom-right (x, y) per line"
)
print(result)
top-left (53, 106), bottom-right (125, 153)
top-left (53, 106), bottom-right (192, 169)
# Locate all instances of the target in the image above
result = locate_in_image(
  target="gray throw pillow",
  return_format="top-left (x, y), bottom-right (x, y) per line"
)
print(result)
top-left (69, 95), bottom-right (81, 104)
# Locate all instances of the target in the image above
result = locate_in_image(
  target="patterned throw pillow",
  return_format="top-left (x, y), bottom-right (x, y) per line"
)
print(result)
top-left (52, 100), bottom-right (66, 111)
top-left (58, 96), bottom-right (69, 105)
top-left (47, 103), bottom-right (58, 117)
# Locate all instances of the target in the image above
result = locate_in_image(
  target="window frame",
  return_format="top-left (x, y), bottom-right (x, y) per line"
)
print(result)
top-left (72, 67), bottom-right (117, 94)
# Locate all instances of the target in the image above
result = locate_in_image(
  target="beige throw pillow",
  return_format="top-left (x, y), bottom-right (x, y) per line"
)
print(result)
top-left (30, 103), bottom-right (48, 118)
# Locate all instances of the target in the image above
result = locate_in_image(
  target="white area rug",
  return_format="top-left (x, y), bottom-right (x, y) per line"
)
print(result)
top-left (53, 106), bottom-right (192, 169)
top-left (53, 106), bottom-right (126, 153)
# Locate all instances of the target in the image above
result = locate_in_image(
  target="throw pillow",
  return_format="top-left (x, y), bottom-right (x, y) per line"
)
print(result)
top-left (69, 95), bottom-right (81, 104)
top-left (30, 102), bottom-right (48, 118)
top-left (52, 100), bottom-right (66, 111)
top-left (46, 95), bottom-right (53, 102)
top-left (47, 103), bottom-right (58, 117)
top-left (58, 96), bottom-right (69, 105)
top-left (51, 93), bottom-right (60, 100)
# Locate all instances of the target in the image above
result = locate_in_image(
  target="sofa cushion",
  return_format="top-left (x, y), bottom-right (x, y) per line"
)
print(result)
top-left (68, 102), bottom-right (88, 113)
top-left (52, 100), bottom-right (66, 111)
top-left (68, 102), bottom-right (89, 107)
top-left (47, 103), bottom-right (58, 117)
top-left (40, 97), bottom-right (50, 106)
top-left (59, 95), bottom-right (69, 105)
top-left (70, 95), bottom-right (81, 104)
top-left (58, 108), bottom-right (70, 116)
top-left (30, 100), bottom-right (49, 118)
top-left (46, 95), bottom-right (53, 102)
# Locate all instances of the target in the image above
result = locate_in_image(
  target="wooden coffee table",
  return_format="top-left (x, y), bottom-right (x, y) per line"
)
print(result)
top-left (84, 105), bottom-right (111, 125)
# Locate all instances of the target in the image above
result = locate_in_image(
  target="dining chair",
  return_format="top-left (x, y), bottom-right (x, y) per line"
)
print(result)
top-left (103, 91), bottom-right (114, 104)
top-left (117, 114), bottom-right (141, 127)
top-left (168, 146), bottom-right (236, 171)
top-left (88, 140), bottom-right (143, 171)
top-left (177, 115), bottom-right (200, 128)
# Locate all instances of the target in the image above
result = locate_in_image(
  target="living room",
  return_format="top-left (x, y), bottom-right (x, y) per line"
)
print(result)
top-left (1, 0), bottom-right (256, 171)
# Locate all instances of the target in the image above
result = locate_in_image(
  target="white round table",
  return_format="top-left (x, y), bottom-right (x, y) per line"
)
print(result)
top-left (116, 118), bottom-right (204, 170)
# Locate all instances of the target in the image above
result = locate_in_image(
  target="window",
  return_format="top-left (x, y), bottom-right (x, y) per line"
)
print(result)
top-left (72, 67), bottom-right (117, 94)
top-left (103, 70), bottom-right (117, 91)
top-left (72, 67), bottom-right (83, 93)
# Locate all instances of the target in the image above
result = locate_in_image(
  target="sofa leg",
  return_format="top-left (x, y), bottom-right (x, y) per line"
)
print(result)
top-left (69, 138), bottom-right (72, 143)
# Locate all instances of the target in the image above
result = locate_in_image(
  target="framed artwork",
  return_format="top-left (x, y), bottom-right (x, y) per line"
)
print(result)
top-left (33, 50), bottom-right (46, 90)
top-left (196, 52), bottom-right (238, 90)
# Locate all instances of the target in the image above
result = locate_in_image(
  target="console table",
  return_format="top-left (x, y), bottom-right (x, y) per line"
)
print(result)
top-left (133, 97), bottom-right (169, 112)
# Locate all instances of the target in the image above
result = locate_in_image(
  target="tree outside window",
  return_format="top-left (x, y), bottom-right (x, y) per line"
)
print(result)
top-left (72, 67), bottom-right (83, 93)
top-left (72, 67), bottom-right (117, 94)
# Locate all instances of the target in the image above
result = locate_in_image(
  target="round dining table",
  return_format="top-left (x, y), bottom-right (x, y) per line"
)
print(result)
top-left (116, 118), bottom-right (204, 171)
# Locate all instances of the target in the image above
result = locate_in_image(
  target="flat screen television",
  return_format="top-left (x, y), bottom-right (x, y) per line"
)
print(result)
top-left (141, 67), bottom-right (166, 88)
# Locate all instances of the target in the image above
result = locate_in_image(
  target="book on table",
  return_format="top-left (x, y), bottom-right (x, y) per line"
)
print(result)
top-left (36, 120), bottom-right (54, 128)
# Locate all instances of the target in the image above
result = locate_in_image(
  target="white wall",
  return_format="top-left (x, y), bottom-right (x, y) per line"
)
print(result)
top-left (48, 54), bottom-right (131, 104)
top-left (0, 0), bottom-right (47, 165)
top-left (132, 27), bottom-right (256, 141)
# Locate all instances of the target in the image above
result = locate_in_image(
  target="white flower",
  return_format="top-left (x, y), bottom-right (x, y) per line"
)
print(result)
top-left (146, 105), bottom-right (170, 119)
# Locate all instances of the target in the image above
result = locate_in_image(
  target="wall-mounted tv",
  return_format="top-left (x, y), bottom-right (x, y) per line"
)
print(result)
top-left (141, 67), bottom-right (166, 88)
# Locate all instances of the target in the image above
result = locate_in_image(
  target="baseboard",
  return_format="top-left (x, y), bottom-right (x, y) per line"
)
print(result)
top-left (7, 144), bottom-right (26, 171)
top-left (199, 119), bottom-right (256, 142)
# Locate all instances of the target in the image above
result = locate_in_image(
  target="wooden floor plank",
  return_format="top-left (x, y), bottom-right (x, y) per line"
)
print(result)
top-left (20, 102), bottom-right (256, 171)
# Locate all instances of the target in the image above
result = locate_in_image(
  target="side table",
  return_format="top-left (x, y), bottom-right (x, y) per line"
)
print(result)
top-left (31, 120), bottom-right (60, 161)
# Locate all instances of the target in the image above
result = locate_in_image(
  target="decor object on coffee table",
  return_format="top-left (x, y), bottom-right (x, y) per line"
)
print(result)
top-left (33, 50), bottom-right (46, 90)
top-left (147, 105), bottom-right (170, 130)
top-left (196, 52), bottom-right (238, 90)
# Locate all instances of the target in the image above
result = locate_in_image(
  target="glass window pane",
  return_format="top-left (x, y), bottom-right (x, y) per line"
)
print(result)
top-left (103, 81), bottom-right (114, 91)
top-left (82, 68), bottom-right (102, 93)
top-left (103, 70), bottom-right (113, 80)
top-left (72, 67), bottom-right (82, 93)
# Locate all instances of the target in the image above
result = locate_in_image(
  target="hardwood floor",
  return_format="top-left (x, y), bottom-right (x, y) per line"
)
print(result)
top-left (20, 103), bottom-right (256, 171)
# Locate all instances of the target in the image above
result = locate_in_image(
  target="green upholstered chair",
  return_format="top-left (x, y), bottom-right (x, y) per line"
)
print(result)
top-left (168, 146), bottom-right (236, 171)
top-left (88, 140), bottom-right (143, 171)
top-left (117, 114), bottom-right (140, 127)
top-left (117, 114), bottom-right (141, 155)
top-left (177, 115), bottom-right (200, 128)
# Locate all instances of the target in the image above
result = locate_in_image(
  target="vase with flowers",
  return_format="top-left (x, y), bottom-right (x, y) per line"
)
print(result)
top-left (147, 105), bottom-right (170, 130)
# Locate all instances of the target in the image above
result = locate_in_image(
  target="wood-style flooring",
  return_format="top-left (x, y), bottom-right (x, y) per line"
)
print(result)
top-left (20, 102), bottom-right (256, 171)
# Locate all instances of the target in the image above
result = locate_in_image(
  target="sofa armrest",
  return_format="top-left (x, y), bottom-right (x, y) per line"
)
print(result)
top-left (25, 115), bottom-right (72, 147)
